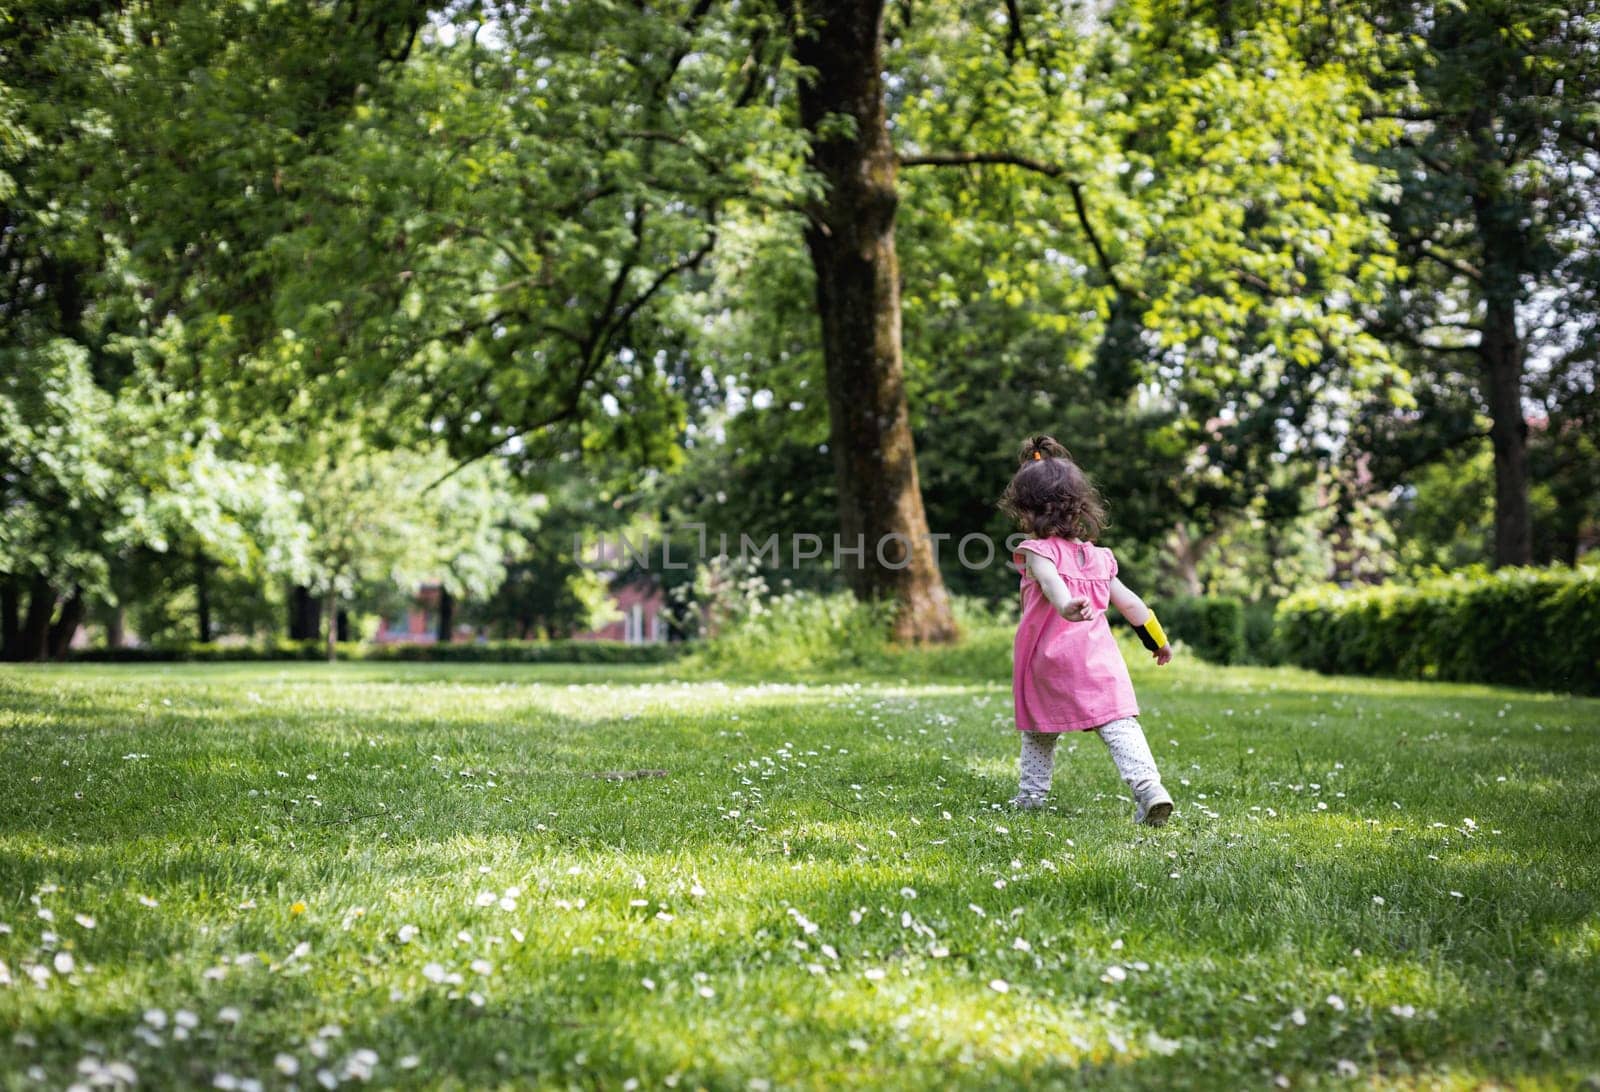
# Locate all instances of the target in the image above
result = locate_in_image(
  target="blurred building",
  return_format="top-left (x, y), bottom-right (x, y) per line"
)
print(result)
top-left (569, 580), bottom-right (665, 644)
top-left (374, 584), bottom-right (465, 644)
top-left (374, 581), bottom-right (665, 644)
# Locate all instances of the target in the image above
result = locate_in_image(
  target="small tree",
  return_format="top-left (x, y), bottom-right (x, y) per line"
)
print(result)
top-left (295, 439), bottom-right (514, 661)
top-left (0, 339), bottom-right (305, 658)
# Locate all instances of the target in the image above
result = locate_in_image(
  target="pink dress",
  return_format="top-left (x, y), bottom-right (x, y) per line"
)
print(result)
top-left (1013, 537), bottom-right (1139, 733)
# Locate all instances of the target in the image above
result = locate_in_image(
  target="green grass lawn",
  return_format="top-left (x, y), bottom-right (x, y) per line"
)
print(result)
top-left (1, 656), bottom-right (1597, 1089)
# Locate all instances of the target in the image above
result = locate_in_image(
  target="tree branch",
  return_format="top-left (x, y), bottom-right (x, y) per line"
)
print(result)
top-left (1363, 108), bottom-right (1442, 123)
top-left (1067, 180), bottom-right (1128, 296)
top-left (616, 130), bottom-right (726, 174)
top-left (734, 21), bottom-right (781, 108)
top-left (650, 0), bottom-right (719, 96)
top-left (1396, 133), bottom-right (1457, 178)
top-left (1418, 240), bottom-right (1483, 283)
top-left (423, 399), bottom-right (584, 492)
top-left (899, 151), bottom-right (1063, 174)
top-left (898, 151), bottom-right (1132, 295)
top-left (1003, 0), bottom-right (1028, 60)
top-left (456, 226), bottom-right (537, 279)
top-left (611, 229), bottom-right (719, 340)
top-left (585, 198), bottom-right (651, 366)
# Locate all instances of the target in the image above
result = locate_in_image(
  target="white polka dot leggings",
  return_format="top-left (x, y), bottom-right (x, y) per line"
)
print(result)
top-left (1017, 717), bottom-right (1165, 802)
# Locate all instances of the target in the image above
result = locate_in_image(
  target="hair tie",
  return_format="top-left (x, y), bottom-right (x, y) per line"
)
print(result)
top-left (1032, 450), bottom-right (1043, 460)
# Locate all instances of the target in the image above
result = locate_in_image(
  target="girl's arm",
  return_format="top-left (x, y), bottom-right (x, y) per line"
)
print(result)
top-left (1022, 550), bottom-right (1094, 622)
top-left (1109, 577), bottom-right (1173, 665)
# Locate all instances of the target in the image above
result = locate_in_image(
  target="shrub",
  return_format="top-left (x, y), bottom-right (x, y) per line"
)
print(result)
top-left (687, 591), bottom-right (896, 675)
top-left (685, 592), bottom-right (1018, 679)
top-left (1276, 564), bottom-right (1599, 694)
top-left (70, 640), bottom-right (338, 663)
top-left (69, 640), bottom-right (683, 665)
top-left (1242, 600), bottom-right (1283, 665)
top-left (887, 596), bottom-right (1016, 680)
top-left (1158, 596), bottom-right (1247, 665)
top-left (363, 640), bottom-right (683, 664)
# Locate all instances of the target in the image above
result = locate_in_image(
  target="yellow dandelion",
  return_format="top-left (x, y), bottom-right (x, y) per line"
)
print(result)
top-left (290, 901), bottom-right (307, 916)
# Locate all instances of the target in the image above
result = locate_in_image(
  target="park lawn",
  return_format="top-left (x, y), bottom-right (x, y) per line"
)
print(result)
top-left (0, 657), bottom-right (1597, 1090)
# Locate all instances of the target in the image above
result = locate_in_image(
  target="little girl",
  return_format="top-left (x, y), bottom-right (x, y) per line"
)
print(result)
top-left (1000, 436), bottom-right (1175, 825)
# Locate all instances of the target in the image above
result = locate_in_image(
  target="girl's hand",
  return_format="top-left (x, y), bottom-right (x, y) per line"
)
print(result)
top-left (1155, 645), bottom-right (1173, 666)
top-left (1058, 596), bottom-right (1094, 622)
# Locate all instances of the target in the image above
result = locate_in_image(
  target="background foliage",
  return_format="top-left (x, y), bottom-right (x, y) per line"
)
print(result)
top-left (1, 0), bottom-right (1595, 673)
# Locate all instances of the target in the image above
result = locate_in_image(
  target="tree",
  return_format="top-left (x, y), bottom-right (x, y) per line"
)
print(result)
top-left (293, 438), bottom-right (513, 660)
top-left (0, 342), bottom-right (119, 660)
top-left (1527, 350), bottom-right (1600, 564)
top-left (1359, 0), bottom-right (1600, 566)
top-left (476, 536), bottom-right (616, 641)
top-left (0, 338), bottom-right (305, 659)
top-left (18, 0), bottom-right (1554, 650)
top-left (893, 0), bottom-right (1402, 579)
top-left (428, 456), bottom-right (531, 642)
top-left (674, 0), bottom-right (1403, 605)
top-left (1, 1), bottom-right (429, 654)
top-left (212, 5), bottom-right (802, 465)
top-left (781, 0), bottom-right (958, 642)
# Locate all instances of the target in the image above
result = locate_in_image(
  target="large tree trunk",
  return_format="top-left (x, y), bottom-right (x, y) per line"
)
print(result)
top-left (1471, 124), bottom-right (1533, 569)
top-left (436, 587), bottom-right (455, 643)
top-left (1478, 293), bottom-right (1531, 568)
top-left (788, 0), bottom-right (957, 643)
top-left (1169, 525), bottom-right (1206, 596)
top-left (1, 574), bottom-right (18, 660)
top-left (106, 603), bottom-right (125, 650)
top-left (289, 584), bottom-right (319, 641)
top-left (47, 589), bottom-right (84, 660)
top-left (196, 552), bottom-right (213, 644)
top-left (19, 575), bottom-right (56, 662)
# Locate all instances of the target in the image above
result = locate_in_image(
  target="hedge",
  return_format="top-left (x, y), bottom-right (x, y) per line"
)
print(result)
top-left (1275, 565), bottom-right (1599, 694)
top-left (69, 639), bottom-right (685, 665)
top-left (1242, 600), bottom-right (1284, 665)
top-left (70, 640), bottom-right (346, 663)
top-left (1159, 596), bottom-right (1247, 665)
top-left (366, 640), bottom-right (683, 664)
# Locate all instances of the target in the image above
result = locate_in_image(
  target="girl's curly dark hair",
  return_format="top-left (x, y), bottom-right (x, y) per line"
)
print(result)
top-left (999, 435), bottom-right (1108, 541)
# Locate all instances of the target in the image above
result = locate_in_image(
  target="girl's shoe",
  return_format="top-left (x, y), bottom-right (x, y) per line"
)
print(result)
top-left (1133, 786), bottom-right (1174, 827)
top-left (1009, 792), bottom-right (1048, 811)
